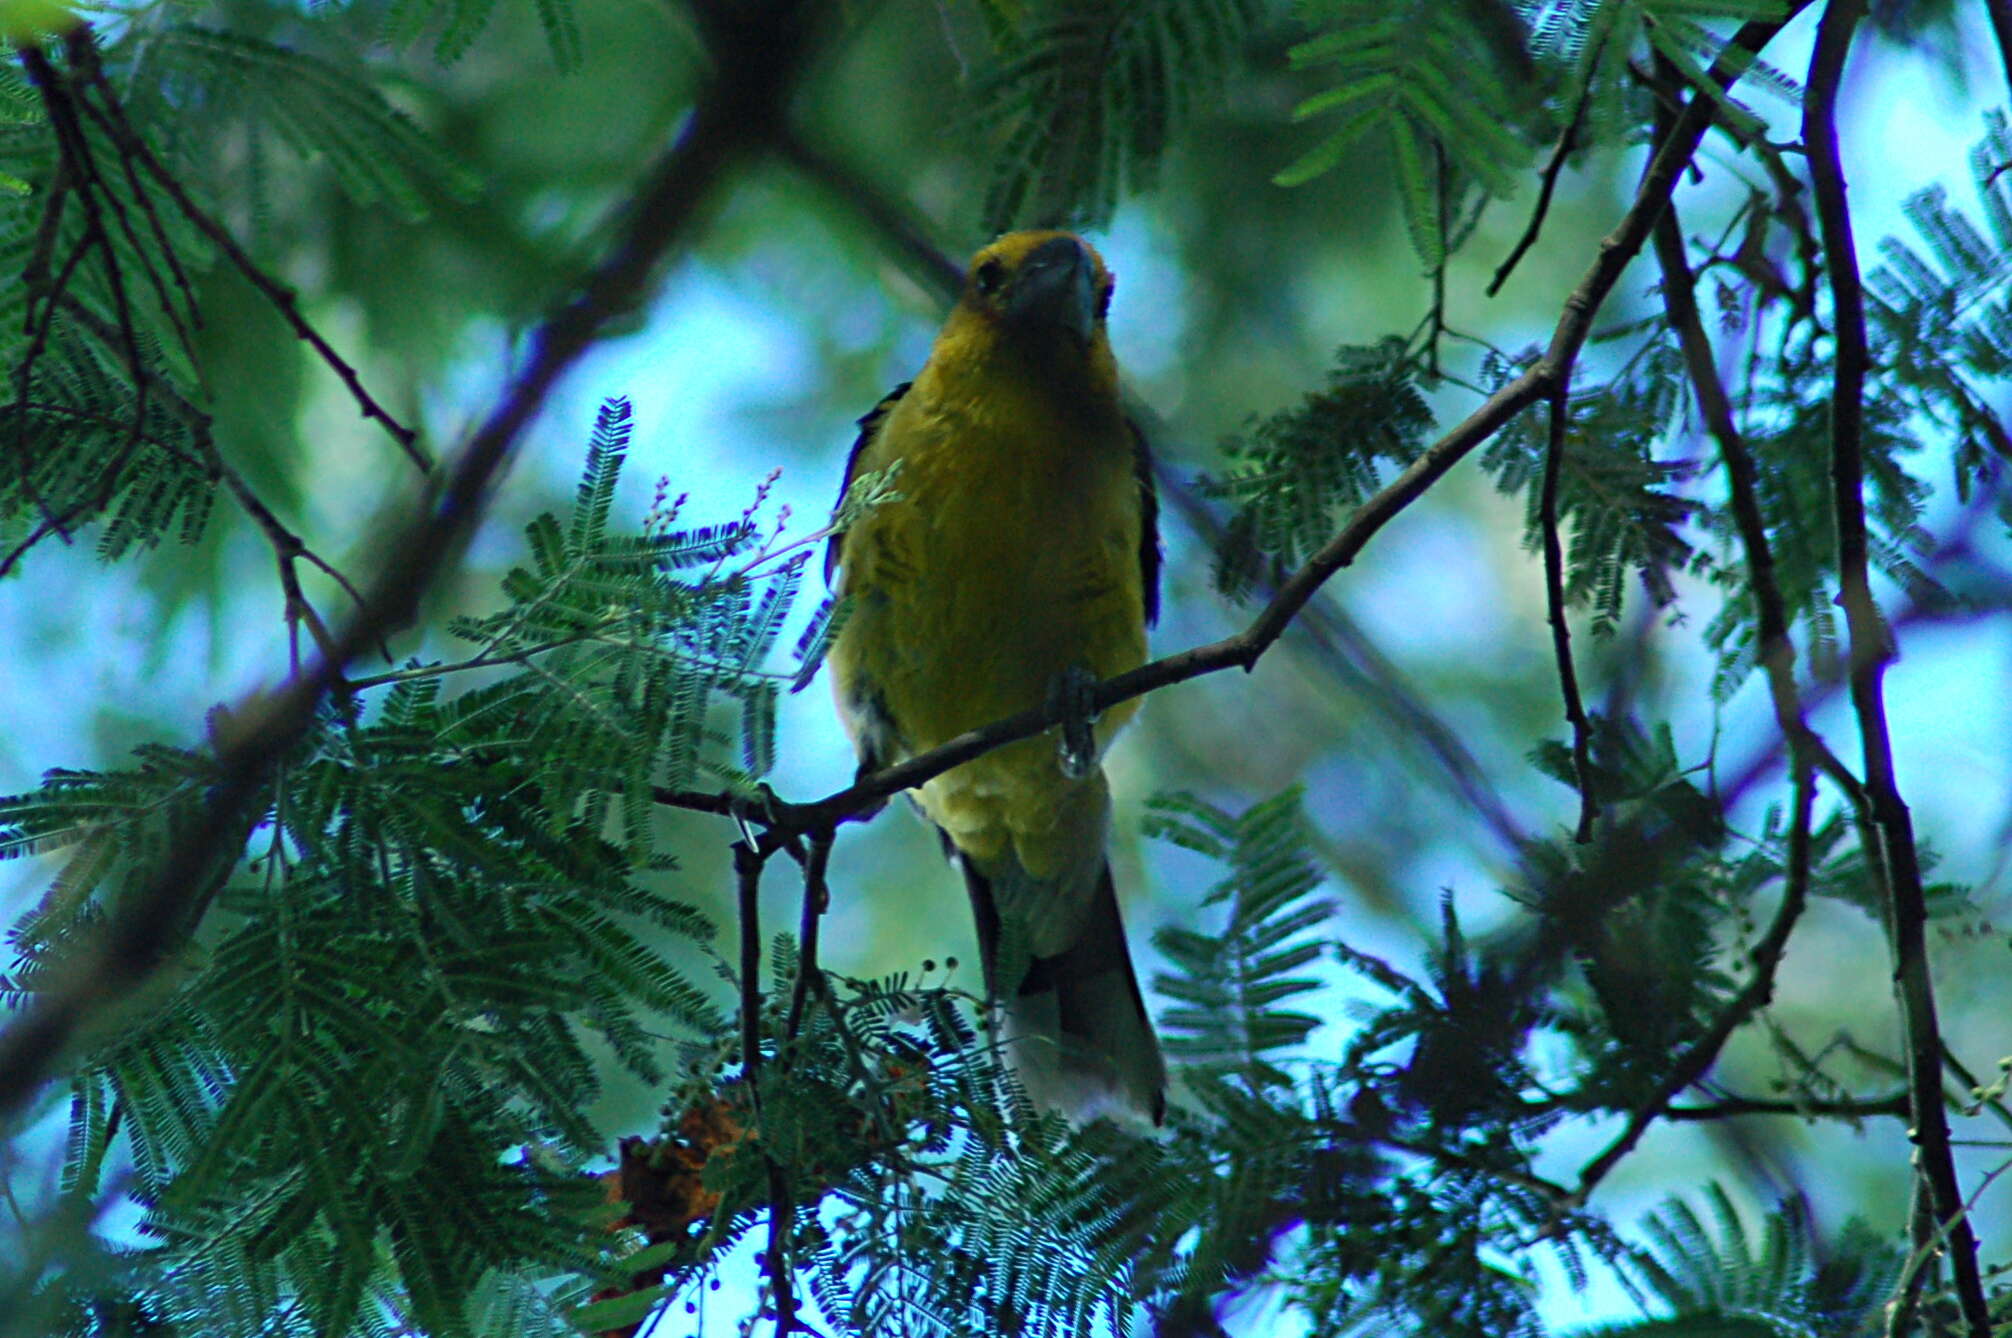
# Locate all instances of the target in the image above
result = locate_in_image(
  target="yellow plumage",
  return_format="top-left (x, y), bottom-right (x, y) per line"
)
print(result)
top-left (825, 230), bottom-right (1166, 1122)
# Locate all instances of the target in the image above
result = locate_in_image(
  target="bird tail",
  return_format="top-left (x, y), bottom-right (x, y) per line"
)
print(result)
top-left (958, 853), bottom-right (1167, 1126)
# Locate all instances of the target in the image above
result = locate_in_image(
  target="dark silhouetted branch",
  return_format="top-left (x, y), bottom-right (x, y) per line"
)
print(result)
top-left (783, 828), bottom-right (834, 1056)
top-left (1651, 201), bottom-right (1861, 800)
top-left (1664, 1091), bottom-right (1909, 1121)
top-left (1487, 53), bottom-right (1597, 298)
top-left (1539, 376), bottom-right (1598, 843)
top-left (1804, 3), bottom-right (1992, 1331)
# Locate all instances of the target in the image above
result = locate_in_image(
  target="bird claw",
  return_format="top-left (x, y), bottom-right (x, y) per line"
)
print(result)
top-left (1047, 666), bottom-right (1099, 780)
top-left (727, 782), bottom-right (782, 846)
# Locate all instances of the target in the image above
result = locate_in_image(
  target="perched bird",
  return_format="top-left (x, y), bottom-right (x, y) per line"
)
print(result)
top-left (824, 230), bottom-right (1166, 1124)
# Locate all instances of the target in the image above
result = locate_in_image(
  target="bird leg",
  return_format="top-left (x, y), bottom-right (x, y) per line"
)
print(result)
top-left (1047, 665), bottom-right (1100, 780)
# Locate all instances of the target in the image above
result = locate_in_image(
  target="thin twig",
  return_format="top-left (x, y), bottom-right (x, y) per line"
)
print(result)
top-left (1662, 1090), bottom-right (1909, 1121)
top-left (1539, 376), bottom-right (1598, 843)
top-left (1651, 187), bottom-right (1861, 801)
top-left (732, 839), bottom-right (803, 1336)
top-left (1803, 4), bottom-right (1992, 1332)
top-left (63, 27), bottom-right (429, 472)
top-left (1941, 1044), bottom-right (2012, 1138)
top-left (764, 1162), bottom-right (798, 1336)
top-left (775, 131), bottom-right (966, 297)
top-left (49, 292), bottom-right (377, 656)
top-left (13, 44), bottom-right (150, 563)
top-left (1887, 1155), bottom-right (2012, 1338)
top-left (1150, 455), bottom-right (1525, 848)
top-left (70, 63), bottom-right (199, 366)
top-left (782, 827), bottom-right (833, 1057)
top-left (1488, 49), bottom-right (1598, 298)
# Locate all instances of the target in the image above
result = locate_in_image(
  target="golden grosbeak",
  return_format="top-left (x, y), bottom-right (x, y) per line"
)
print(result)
top-left (825, 231), bottom-right (1165, 1124)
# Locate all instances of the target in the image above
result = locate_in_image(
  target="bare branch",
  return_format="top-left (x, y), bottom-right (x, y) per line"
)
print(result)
top-left (1487, 49), bottom-right (1597, 298)
top-left (1988, 0), bottom-right (2012, 99)
top-left (783, 828), bottom-right (834, 1058)
top-left (1651, 167), bottom-right (1862, 802)
top-left (1663, 1091), bottom-right (1909, 1122)
top-left (1804, 3), bottom-right (1992, 1330)
top-left (1539, 377), bottom-right (1598, 843)
top-left (735, 840), bottom-right (768, 1105)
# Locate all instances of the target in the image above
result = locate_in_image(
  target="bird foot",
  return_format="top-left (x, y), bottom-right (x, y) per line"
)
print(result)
top-left (1046, 666), bottom-right (1100, 780)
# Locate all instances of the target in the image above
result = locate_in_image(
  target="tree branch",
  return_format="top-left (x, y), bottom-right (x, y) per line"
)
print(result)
top-left (1663, 1091), bottom-right (1909, 1121)
top-left (783, 828), bottom-right (834, 1057)
top-left (9, 42), bottom-right (150, 572)
top-left (1804, 3), bottom-right (1992, 1331)
top-left (1539, 376), bottom-right (1598, 842)
top-left (52, 294), bottom-right (382, 660)
top-left (0, 0), bottom-right (821, 1120)
top-left (1487, 49), bottom-right (1597, 298)
top-left (661, 9), bottom-right (1806, 850)
top-left (1651, 180), bottom-right (1862, 802)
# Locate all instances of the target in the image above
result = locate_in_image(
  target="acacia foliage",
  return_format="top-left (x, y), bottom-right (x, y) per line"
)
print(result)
top-left (3, 1), bottom-right (2011, 1336)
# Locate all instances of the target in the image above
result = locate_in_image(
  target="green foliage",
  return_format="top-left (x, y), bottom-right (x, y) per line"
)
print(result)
top-left (147, 27), bottom-right (481, 220)
top-left (1201, 337), bottom-right (1435, 599)
top-left (967, 0), bottom-right (1266, 230)
top-left (1690, 115), bottom-right (2012, 695)
top-left (1147, 786), bottom-right (1331, 1087)
top-left (1482, 340), bottom-right (1699, 635)
top-left (1, 328), bottom-right (213, 567)
top-left (1602, 1186), bottom-right (1901, 1336)
top-left (1278, 0), bottom-right (1533, 263)
top-left (0, 402), bottom-right (848, 1335)
top-left (380, 0), bottom-right (582, 68)
top-left (1866, 107), bottom-right (2012, 505)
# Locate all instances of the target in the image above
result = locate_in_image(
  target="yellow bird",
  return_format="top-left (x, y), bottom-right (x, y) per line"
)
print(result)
top-left (825, 231), bottom-right (1166, 1124)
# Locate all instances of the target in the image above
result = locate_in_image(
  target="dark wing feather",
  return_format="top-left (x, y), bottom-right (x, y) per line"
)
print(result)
top-left (1128, 419), bottom-right (1161, 626)
top-left (825, 382), bottom-right (911, 588)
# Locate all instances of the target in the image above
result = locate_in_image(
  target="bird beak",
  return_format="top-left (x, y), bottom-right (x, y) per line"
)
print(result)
top-left (1008, 236), bottom-right (1098, 346)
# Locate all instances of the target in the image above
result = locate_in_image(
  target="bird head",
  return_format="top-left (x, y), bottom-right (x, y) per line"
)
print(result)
top-left (936, 231), bottom-right (1121, 402)
top-left (962, 231), bottom-right (1113, 346)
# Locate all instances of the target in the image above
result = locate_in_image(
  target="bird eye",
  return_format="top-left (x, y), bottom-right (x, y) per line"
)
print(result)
top-left (1095, 276), bottom-right (1114, 320)
top-left (973, 258), bottom-right (1007, 296)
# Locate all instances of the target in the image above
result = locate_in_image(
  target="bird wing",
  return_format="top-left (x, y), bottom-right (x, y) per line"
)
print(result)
top-left (824, 381), bottom-right (911, 589)
top-left (1128, 418), bottom-right (1162, 628)
top-left (828, 382), bottom-right (1159, 632)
